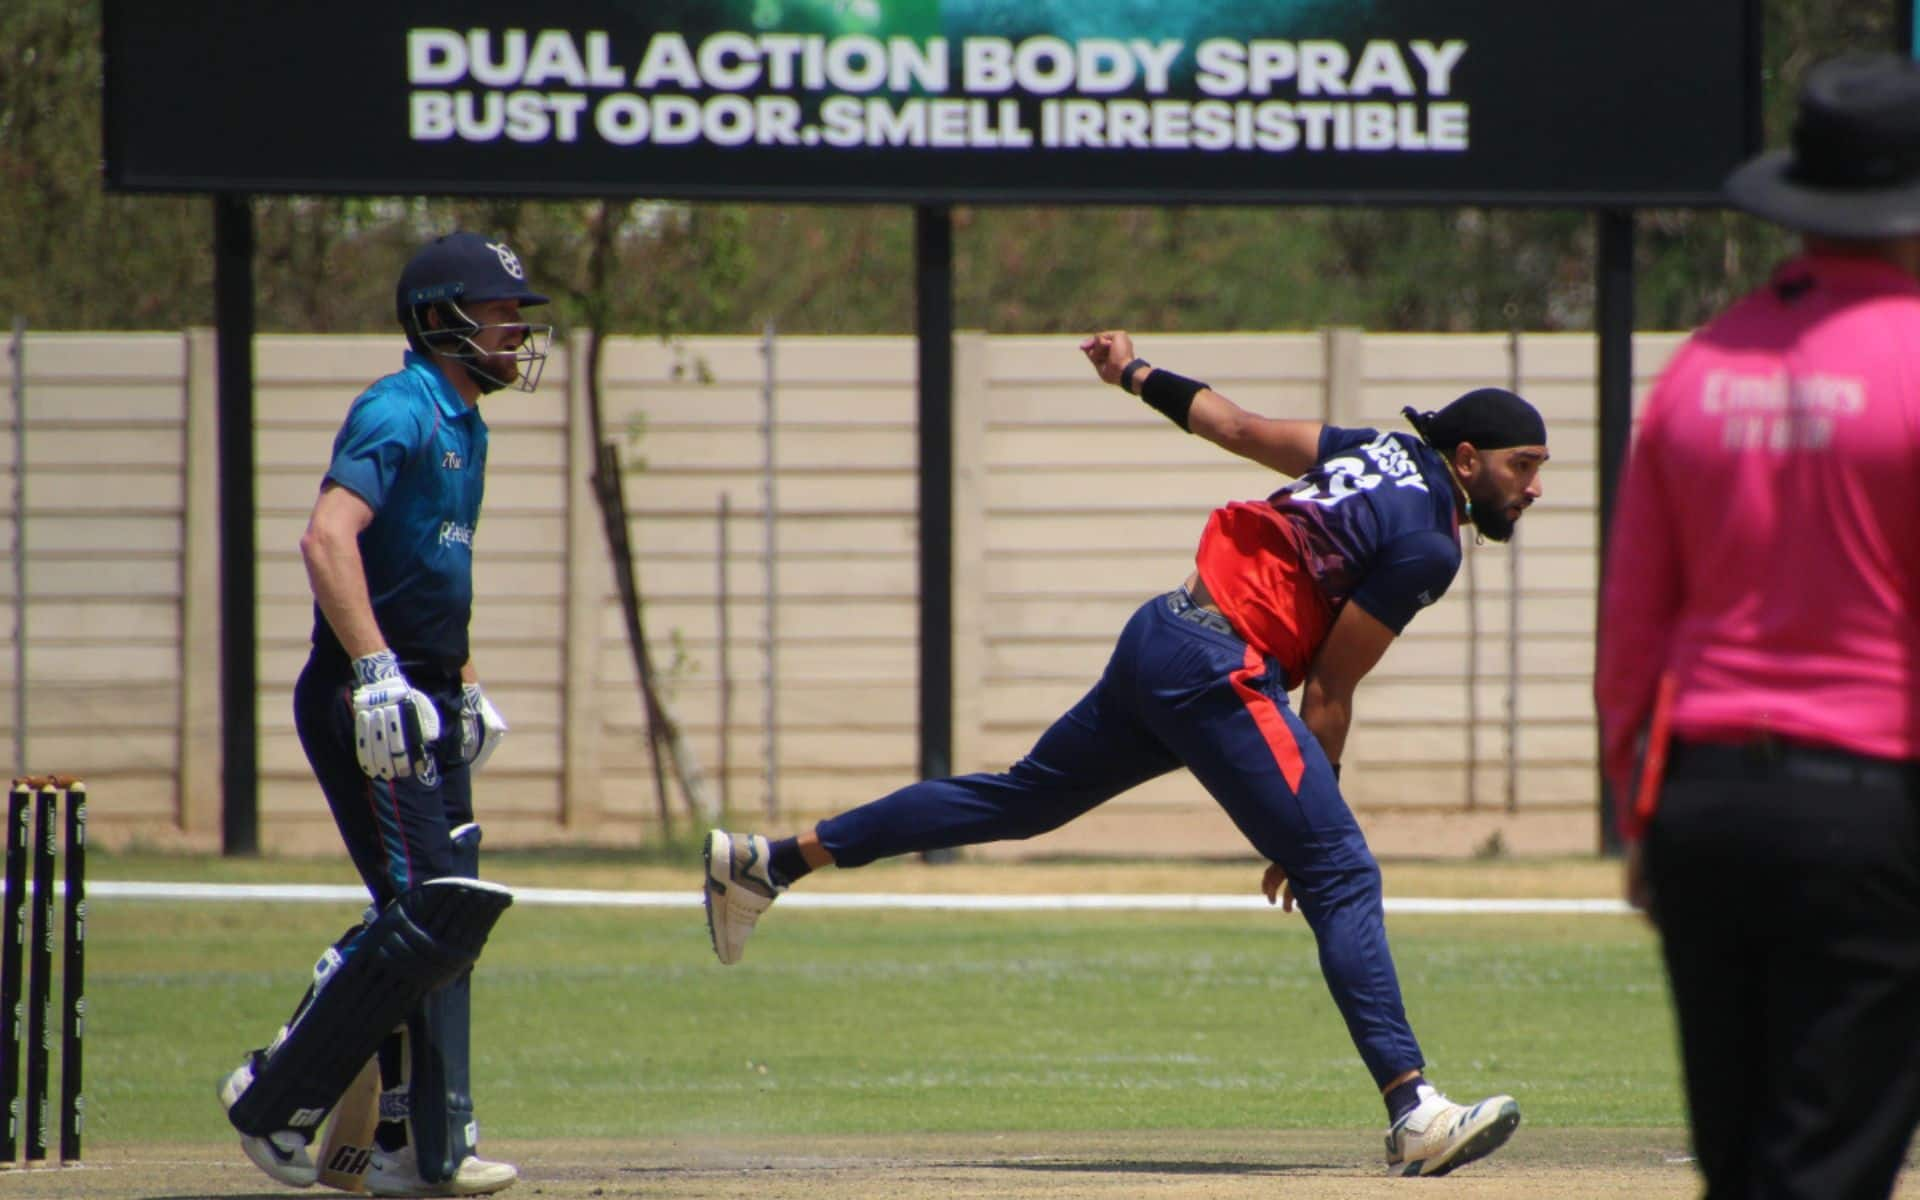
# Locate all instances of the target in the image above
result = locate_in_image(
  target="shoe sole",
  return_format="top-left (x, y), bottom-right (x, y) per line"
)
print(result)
top-left (702, 831), bottom-right (729, 964)
top-left (1417, 1099), bottom-right (1521, 1177)
top-left (446, 1167), bottom-right (518, 1197)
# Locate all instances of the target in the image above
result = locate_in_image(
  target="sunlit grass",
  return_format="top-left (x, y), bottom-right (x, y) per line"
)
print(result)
top-left (73, 868), bottom-right (1679, 1148)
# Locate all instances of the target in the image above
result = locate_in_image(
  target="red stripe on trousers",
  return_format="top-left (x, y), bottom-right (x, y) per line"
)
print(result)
top-left (365, 773), bottom-right (413, 886)
top-left (1229, 644), bottom-right (1306, 793)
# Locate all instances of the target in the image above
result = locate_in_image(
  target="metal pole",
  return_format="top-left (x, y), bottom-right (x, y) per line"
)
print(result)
top-left (717, 492), bottom-right (732, 819)
top-left (916, 205), bottom-right (957, 864)
top-left (1595, 208), bottom-right (1636, 854)
top-left (9, 318), bottom-right (24, 776)
top-left (214, 193), bottom-right (259, 856)
top-left (759, 320), bottom-right (778, 824)
top-left (916, 205), bottom-right (954, 781)
top-left (1505, 326), bottom-right (1523, 815)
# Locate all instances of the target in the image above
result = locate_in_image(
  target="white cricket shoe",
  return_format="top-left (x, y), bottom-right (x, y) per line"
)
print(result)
top-left (218, 1057), bottom-right (318, 1189)
top-left (704, 829), bottom-right (781, 965)
top-left (1384, 1086), bottom-right (1521, 1177)
top-left (364, 1141), bottom-right (518, 1197)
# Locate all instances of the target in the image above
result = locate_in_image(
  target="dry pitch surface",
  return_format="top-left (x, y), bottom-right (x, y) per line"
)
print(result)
top-left (9, 1132), bottom-right (1920, 1199)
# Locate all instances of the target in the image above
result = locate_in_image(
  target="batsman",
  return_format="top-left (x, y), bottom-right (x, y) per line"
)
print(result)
top-left (218, 233), bottom-right (551, 1196)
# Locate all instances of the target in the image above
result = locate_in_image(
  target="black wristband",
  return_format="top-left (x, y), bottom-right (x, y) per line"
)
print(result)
top-left (1331, 763), bottom-right (1342, 782)
top-left (1139, 368), bottom-right (1208, 432)
top-left (1119, 357), bottom-right (1150, 395)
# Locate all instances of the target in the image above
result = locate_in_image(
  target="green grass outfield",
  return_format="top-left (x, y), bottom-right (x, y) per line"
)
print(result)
top-left (65, 850), bottom-right (1682, 1151)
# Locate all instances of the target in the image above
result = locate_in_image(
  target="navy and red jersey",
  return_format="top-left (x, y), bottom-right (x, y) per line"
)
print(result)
top-left (1195, 425), bottom-right (1462, 682)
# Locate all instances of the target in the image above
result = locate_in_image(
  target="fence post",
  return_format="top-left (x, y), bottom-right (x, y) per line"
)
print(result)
top-left (8, 318), bottom-right (23, 777)
top-left (180, 329), bottom-right (223, 837)
top-left (760, 321), bottom-right (779, 824)
top-left (563, 332), bottom-right (603, 832)
top-left (716, 492), bottom-right (732, 817)
top-left (1322, 326), bottom-right (1364, 426)
top-left (1505, 327), bottom-right (1525, 814)
top-left (950, 332), bottom-right (989, 776)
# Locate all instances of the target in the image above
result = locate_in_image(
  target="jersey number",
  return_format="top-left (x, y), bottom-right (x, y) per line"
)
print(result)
top-left (1292, 455), bottom-right (1379, 507)
top-left (1291, 436), bottom-right (1430, 508)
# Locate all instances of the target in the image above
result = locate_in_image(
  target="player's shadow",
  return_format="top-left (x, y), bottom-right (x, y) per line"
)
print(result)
top-left (971, 1158), bottom-right (1342, 1176)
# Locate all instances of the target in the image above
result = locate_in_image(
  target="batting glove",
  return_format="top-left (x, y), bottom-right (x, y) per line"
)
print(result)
top-left (349, 650), bottom-right (442, 782)
top-left (460, 682), bottom-right (508, 771)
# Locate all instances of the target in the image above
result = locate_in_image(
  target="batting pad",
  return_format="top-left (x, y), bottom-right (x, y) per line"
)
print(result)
top-left (410, 823), bottom-right (484, 1185)
top-left (226, 878), bottom-right (514, 1139)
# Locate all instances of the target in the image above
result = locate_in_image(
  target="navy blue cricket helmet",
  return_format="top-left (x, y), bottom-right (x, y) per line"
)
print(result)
top-left (395, 232), bottom-right (552, 394)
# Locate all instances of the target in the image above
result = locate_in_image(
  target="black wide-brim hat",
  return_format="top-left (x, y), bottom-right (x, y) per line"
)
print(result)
top-left (1724, 53), bottom-right (1920, 238)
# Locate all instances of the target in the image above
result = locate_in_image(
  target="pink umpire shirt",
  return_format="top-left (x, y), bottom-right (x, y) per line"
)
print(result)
top-left (1597, 253), bottom-right (1920, 821)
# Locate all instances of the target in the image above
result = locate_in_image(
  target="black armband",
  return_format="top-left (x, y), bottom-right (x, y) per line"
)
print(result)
top-left (1139, 368), bottom-right (1208, 432)
top-left (1119, 357), bottom-right (1151, 395)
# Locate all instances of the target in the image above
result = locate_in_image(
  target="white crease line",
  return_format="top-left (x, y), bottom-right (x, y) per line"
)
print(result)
top-left (83, 881), bottom-right (1633, 915)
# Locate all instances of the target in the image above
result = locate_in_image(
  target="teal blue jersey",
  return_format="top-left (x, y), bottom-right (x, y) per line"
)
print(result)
top-left (311, 352), bottom-right (487, 672)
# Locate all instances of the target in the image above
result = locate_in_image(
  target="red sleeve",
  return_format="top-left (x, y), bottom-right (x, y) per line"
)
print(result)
top-left (1595, 371), bottom-right (1685, 819)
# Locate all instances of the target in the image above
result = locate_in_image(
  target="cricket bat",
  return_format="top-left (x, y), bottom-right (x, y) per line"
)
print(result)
top-left (315, 1055), bottom-right (381, 1193)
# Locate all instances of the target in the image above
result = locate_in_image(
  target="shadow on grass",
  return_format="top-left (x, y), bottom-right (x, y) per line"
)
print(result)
top-left (613, 1159), bottom-right (1342, 1179)
top-left (973, 1158), bottom-right (1343, 1176)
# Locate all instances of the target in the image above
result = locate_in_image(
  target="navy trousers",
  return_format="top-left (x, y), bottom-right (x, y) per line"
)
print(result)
top-left (817, 591), bottom-right (1424, 1087)
top-left (293, 654), bottom-right (473, 903)
top-left (290, 653), bottom-right (483, 1175)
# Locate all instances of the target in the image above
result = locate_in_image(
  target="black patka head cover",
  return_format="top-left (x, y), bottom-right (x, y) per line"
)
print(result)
top-left (1403, 388), bottom-right (1546, 453)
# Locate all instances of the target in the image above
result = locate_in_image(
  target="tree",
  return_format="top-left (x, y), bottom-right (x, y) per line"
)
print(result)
top-left (0, 0), bottom-right (209, 329)
top-left (0, 0), bottom-right (1902, 335)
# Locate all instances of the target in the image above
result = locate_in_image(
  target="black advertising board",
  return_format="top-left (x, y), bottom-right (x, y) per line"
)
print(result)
top-left (104, 0), bottom-right (1760, 205)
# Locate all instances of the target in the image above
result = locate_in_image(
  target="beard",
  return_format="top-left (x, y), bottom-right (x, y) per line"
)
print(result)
top-left (462, 352), bottom-right (518, 396)
top-left (1466, 481), bottom-right (1519, 542)
top-left (1469, 503), bottom-right (1517, 543)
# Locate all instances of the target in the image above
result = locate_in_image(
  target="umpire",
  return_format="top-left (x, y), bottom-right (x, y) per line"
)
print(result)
top-left (1598, 54), bottom-right (1920, 1199)
top-left (218, 233), bottom-right (549, 1196)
